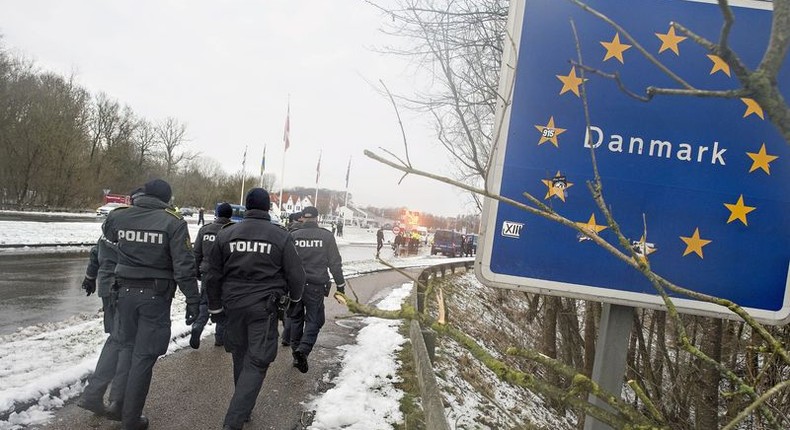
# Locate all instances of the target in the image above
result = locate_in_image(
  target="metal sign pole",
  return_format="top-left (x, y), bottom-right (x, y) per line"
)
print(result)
top-left (584, 303), bottom-right (634, 430)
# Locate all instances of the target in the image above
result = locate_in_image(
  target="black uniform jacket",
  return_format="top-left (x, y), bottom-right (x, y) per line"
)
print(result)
top-left (102, 195), bottom-right (199, 304)
top-left (194, 217), bottom-right (232, 278)
top-left (290, 221), bottom-right (345, 285)
top-left (205, 209), bottom-right (305, 311)
top-left (86, 236), bottom-right (118, 297)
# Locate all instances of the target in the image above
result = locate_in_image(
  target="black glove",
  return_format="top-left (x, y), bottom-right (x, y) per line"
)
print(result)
top-left (286, 301), bottom-right (302, 319)
top-left (82, 277), bottom-right (97, 296)
top-left (336, 283), bottom-right (346, 295)
top-left (277, 296), bottom-right (291, 321)
top-left (185, 302), bottom-right (200, 325)
top-left (209, 311), bottom-right (226, 324)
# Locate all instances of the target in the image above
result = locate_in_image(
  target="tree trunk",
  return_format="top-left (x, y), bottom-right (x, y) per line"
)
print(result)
top-left (694, 318), bottom-right (722, 430)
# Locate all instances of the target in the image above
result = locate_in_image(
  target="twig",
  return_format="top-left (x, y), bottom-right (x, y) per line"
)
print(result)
top-left (565, 0), bottom-right (693, 89)
top-left (571, 61), bottom-right (650, 101)
top-left (380, 80), bottom-right (412, 168)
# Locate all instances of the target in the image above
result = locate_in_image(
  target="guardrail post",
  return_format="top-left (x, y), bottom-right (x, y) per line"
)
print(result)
top-left (421, 328), bottom-right (437, 363)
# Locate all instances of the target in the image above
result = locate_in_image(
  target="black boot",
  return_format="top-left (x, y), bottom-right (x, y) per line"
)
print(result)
top-left (124, 415), bottom-right (149, 430)
top-left (76, 395), bottom-right (107, 416)
top-left (189, 328), bottom-right (201, 349)
top-left (105, 401), bottom-right (122, 421)
top-left (292, 350), bottom-right (308, 373)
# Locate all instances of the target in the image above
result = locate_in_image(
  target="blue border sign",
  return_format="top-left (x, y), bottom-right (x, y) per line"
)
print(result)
top-left (477, 0), bottom-right (790, 323)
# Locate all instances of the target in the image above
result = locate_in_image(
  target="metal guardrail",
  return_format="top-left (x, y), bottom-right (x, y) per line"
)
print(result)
top-left (0, 242), bottom-right (94, 249)
top-left (410, 258), bottom-right (474, 430)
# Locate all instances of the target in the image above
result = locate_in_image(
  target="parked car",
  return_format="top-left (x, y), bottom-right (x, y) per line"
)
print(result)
top-left (96, 202), bottom-right (125, 217)
top-left (431, 229), bottom-right (464, 257)
top-left (178, 207), bottom-right (196, 217)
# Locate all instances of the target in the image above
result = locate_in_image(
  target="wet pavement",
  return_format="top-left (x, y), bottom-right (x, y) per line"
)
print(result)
top-left (0, 252), bottom-right (100, 335)
top-left (0, 245), bottom-right (378, 336)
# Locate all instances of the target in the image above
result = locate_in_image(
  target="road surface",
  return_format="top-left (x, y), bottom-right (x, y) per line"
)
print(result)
top-left (39, 269), bottom-right (418, 430)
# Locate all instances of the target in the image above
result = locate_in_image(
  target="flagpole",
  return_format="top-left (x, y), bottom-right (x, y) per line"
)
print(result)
top-left (239, 145), bottom-right (248, 205)
top-left (259, 143), bottom-right (267, 188)
top-left (279, 98), bottom-right (290, 218)
top-left (314, 150), bottom-right (321, 209)
top-left (279, 153), bottom-right (286, 217)
top-left (344, 156), bottom-right (351, 209)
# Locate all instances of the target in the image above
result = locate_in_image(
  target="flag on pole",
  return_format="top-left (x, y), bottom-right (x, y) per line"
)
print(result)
top-left (260, 144), bottom-right (267, 176)
top-left (242, 146), bottom-right (248, 169)
top-left (315, 150), bottom-right (322, 184)
top-left (283, 104), bottom-right (291, 151)
top-left (345, 157), bottom-right (352, 189)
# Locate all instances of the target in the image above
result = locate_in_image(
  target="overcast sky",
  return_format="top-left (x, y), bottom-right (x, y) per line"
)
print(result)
top-left (0, 0), bottom-right (475, 217)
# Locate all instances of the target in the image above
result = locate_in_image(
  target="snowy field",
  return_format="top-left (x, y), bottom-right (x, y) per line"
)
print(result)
top-left (0, 211), bottom-right (469, 429)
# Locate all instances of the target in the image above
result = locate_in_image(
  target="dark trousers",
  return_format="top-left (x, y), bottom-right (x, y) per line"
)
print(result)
top-left (377, 241), bottom-right (383, 256)
top-left (193, 286), bottom-right (225, 343)
top-left (82, 296), bottom-right (131, 404)
top-left (223, 297), bottom-right (279, 428)
top-left (281, 315), bottom-right (292, 343)
top-left (116, 288), bottom-right (172, 428)
top-left (289, 283), bottom-right (325, 357)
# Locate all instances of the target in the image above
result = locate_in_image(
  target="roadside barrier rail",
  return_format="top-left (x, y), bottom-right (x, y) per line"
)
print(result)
top-left (410, 258), bottom-right (474, 430)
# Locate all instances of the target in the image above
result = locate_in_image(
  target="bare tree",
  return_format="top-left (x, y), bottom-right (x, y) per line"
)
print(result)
top-left (369, 0), bottom-right (507, 211)
top-left (133, 119), bottom-right (158, 168)
top-left (156, 116), bottom-right (195, 177)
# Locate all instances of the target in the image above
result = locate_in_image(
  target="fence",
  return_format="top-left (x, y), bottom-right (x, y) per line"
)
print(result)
top-left (409, 259), bottom-right (474, 430)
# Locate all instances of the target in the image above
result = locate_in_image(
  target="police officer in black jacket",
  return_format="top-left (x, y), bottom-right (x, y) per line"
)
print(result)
top-left (289, 206), bottom-right (345, 373)
top-left (205, 188), bottom-right (305, 430)
top-left (102, 179), bottom-right (200, 430)
top-left (77, 235), bottom-right (129, 421)
top-left (190, 202), bottom-right (234, 349)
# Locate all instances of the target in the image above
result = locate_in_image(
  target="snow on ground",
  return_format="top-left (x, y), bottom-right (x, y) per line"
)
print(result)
top-left (433, 272), bottom-right (577, 430)
top-left (308, 282), bottom-right (412, 430)
top-left (0, 215), bottom-right (466, 429)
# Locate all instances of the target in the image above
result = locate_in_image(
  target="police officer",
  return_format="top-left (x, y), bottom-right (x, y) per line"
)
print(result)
top-left (190, 202), bottom-right (234, 349)
top-left (289, 206), bottom-right (345, 373)
top-left (280, 210), bottom-right (304, 347)
top-left (102, 179), bottom-right (200, 430)
top-left (76, 235), bottom-right (129, 421)
top-left (205, 188), bottom-right (305, 430)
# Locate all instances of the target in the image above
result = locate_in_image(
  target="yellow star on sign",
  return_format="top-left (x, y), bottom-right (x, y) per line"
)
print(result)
top-left (680, 227), bottom-right (712, 258)
top-left (741, 98), bottom-right (764, 119)
top-left (556, 66), bottom-right (586, 97)
top-left (542, 171), bottom-right (574, 202)
top-left (724, 195), bottom-right (756, 226)
top-left (601, 33), bottom-right (632, 63)
top-left (575, 214), bottom-right (608, 239)
top-left (746, 143), bottom-right (778, 174)
top-left (534, 116), bottom-right (567, 147)
top-left (632, 235), bottom-right (657, 262)
top-left (707, 54), bottom-right (731, 77)
top-left (655, 26), bottom-right (686, 55)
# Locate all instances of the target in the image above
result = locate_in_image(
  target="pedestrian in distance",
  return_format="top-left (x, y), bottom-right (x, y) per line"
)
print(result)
top-left (289, 206), bottom-right (346, 374)
top-left (205, 188), bottom-right (305, 430)
top-left (102, 179), bottom-right (201, 430)
top-left (336, 218), bottom-right (344, 237)
top-left (189, 202), bottom-right (234, 349)
top-left (197, 207), bottom-right (205, 226)
top-left (376, 226), bottom-right (384, 258)
top-left (76, 235), bottom-right (129, 422)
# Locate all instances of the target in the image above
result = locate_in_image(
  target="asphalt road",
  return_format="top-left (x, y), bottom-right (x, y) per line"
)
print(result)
top-left (39, 269), bottom-right (418, 430)
top-left (0, 252), bottom-right (95, 334)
